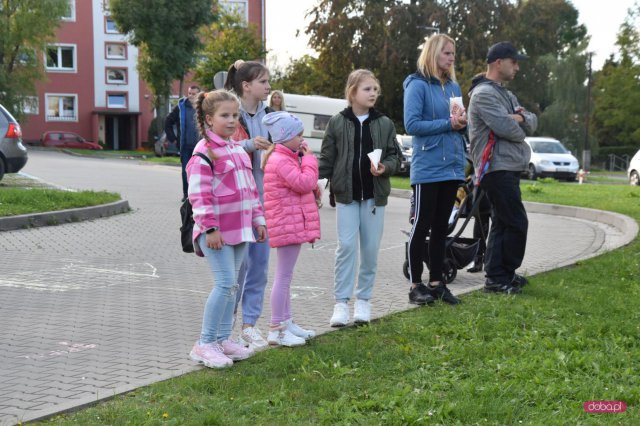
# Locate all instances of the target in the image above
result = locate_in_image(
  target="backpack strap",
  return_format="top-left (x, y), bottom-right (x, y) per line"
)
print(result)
top-left (193, 152), bottom-right (213, 169)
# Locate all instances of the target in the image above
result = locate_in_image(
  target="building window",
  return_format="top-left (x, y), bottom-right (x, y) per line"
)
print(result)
top-left (105, 17), bottom-right (119, 33)
top-left (106, 68), bottom-right (127, 84)
top-left (22, 97), bottom-right (39, 115)
top-left (107, 93), bottom-right (127, 108)
top-left (45, 44), bottom-right (76, 71)
top-left (62, 0), bottom-right (76, 21)
top-left (46, 94), bottom-right (78, 121)
top-left (105, 43), bottom-right (127, 59)
top-left (219, 0), bottom-right (248, 24)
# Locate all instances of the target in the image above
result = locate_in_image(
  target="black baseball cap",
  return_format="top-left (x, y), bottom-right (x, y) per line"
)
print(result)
top-left (487, 41), bottom-right (528, 63)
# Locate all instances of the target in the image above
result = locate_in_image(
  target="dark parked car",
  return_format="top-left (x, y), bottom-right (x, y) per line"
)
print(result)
top-left (40, 131), bottom-right (103, 150)
top-left (0, 103), bottom-right (28, 181)
top-left (154, 132), bottom-right (179, 157)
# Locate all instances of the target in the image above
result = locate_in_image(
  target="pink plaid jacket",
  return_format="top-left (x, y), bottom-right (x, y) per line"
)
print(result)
top-left (187, 130), bottom-right (265, 257)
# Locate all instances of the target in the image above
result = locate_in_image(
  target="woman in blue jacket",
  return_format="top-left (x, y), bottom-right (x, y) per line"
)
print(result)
top-left (403, 33), bottom-right (467, 306)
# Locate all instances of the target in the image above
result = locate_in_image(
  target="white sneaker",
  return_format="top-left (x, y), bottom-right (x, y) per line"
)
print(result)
top-left (268, 327), bottom-right (306, 347)
top-left (240, 326), bottom-right (268, 350)
top-left (286, 319), bottom-right (316, 340)
top-left (330, 302), bottom-right (349, 327)
top-left (353, 299), bottom-right (371, 324)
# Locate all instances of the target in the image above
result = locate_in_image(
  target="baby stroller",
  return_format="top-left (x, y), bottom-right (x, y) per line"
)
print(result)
top-left (402, 177), bottom-right (487, 284)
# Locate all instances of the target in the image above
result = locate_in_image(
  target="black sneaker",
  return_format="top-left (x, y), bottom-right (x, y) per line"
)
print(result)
top-left (511, 274), bottom-right (529, 287)
top-left (484, 280), bottom-right (522, 294)
top-left (409, 283), bottom-right (435, 305)
top-left (427, 283), bottom-right (461, 305)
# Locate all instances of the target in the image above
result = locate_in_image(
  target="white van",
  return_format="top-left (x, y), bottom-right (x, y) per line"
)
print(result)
top-left (276, 93), bottom-right (348, 153)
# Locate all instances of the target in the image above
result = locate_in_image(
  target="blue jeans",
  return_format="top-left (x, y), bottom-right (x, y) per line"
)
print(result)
top-left (481, 171), bottom-right (528, 283)
top-left (199, 234), bottom-right (247, 344)
top-left (334, 199), bottom-right (385, 302)
top-left (235, 231), bottom-right (270, 325)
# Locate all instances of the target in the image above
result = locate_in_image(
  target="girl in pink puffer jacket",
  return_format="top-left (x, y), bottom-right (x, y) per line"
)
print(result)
top-left (262, 112), bottom-right (321, 347)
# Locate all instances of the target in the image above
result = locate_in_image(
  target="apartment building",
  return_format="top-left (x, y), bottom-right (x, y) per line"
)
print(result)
top-left (21, 0), bottom-right (265, 150)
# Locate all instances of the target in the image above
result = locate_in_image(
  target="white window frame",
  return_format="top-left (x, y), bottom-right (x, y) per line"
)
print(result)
top-left (105, 43), bottom-right (127, 60)
top-left (61, 0), bottom-right (76, 21)
top-left (22, 97), bottom-right (39, 115)
top-left (45, 44), bottom-right (77, 72)
top-left (105, 17), bottom-right (119, 33)
top-left (106, 67), bottom-right (127, 84)
top-left (45, 93), bottom-right (78, 122)
top-left (107, 93), bottom-right (127, 109)
top-left (219, 0), bottom-right (248, 24)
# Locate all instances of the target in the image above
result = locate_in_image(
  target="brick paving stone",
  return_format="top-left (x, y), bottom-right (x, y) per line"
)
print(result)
top-left (0, 150), bottom-right (633, 425)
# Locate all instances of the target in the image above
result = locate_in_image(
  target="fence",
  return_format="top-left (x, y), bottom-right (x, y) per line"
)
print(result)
top-left (607, 154), bottom-right (630, 172)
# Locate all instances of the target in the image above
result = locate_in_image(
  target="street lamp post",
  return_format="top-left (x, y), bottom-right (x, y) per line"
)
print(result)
top-left (583, 52), bottom-right (593, 170)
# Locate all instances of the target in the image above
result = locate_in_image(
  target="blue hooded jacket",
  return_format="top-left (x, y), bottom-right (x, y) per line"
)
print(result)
top-left (403, 72), bottom-right (466, 185)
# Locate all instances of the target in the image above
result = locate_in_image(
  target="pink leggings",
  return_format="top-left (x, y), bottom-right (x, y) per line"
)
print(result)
top-left (270, 244), bottom-right (301, 325)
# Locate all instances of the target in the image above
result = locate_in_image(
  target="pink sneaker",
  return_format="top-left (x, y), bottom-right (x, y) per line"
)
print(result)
top-left (190, 341), bottom-right (233, 369)
top-left (221, 339), bottom-right (255, 361)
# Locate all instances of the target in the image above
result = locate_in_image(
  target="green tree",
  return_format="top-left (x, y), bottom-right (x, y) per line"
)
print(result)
top-left (269, 55), bottom-right (330, 95)
top-left (0, 0), bottom-right (69, 121)
top-left (592, 4), bottom-right (640, 154)
top-left (537, 45), bottom-right (591, 155)
top-left (109, 0), bottom-right (215, 132)
top-left (193, 11), bottom-right (266, 89)
top-left (507, 0), bottom-right (587, 114)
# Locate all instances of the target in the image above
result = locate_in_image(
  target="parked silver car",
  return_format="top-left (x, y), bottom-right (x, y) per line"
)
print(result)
top-left (0, 104), bottom-right (28, 181)
top-left (396, 134), bottom-right (412, 176)
top-left (524, 137), bottom-right (579, 181)
top-left (628, 149), bottom-right (640, 186)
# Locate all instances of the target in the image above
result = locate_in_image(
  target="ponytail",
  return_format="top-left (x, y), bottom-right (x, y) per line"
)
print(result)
top-left (260, 143), bottom-right (276, 170)
top-left (224, 59), bottom-right (269, 97)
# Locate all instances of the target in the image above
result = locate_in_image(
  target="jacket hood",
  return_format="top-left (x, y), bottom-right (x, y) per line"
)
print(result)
top-left (468, 74), bottom-right (496, 95)
top-left (403, 72), bottom-right (448, 90)
top-left (339, 107), bottom-right (383, 122)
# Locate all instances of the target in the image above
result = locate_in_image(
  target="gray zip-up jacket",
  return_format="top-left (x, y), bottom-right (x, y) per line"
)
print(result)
top-left (467, 77), bottom-right (537, 174)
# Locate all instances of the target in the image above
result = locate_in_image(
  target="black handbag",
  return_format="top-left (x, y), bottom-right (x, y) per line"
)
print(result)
top-left (181, 152), bottom-right (213, 253)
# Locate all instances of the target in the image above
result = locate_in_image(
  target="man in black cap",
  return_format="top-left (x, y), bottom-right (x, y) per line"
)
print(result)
top-left (467, 41), bottom-right (538, 294)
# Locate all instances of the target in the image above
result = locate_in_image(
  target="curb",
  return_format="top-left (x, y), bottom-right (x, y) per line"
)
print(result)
top-left (0, 199), bottom-right (131, 232)
top-left (390, 188), bottom-right (638, 249)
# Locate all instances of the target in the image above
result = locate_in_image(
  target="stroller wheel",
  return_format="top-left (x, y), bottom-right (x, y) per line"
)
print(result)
top-left (402, 260), bottom-right (410, 280)
top-left (442, 259), bottom-right (457, 284)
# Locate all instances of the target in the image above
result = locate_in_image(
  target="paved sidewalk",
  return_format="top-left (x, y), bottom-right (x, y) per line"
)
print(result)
top-left (0, 151), bottom-right (636, 425)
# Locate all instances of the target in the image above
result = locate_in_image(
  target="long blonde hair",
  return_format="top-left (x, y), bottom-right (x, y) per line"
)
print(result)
top-left (195, 89), bottom-right (240, 160)
top-left (260, 144), bottom-right (276, 170)
top-left (269, 90), bottom-right (286, 111)
top-left (417, 34), bottom-right (457, 82)
top-left (344, 69), bottom-right (380, 106)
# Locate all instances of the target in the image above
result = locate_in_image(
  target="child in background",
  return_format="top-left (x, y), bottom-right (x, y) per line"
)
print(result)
top-left (224, 60), bottom-right (273, 349)
top-left (261, 111), bottom-right (320, 347)
top-left (187, 89), bottom-right (267, 369)
top-left (319, 69), bottom-right (401, 327)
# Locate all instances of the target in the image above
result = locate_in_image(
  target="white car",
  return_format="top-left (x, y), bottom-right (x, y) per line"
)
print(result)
top-left (628, 149), bottom-right (640, 186)
top-left (524, 137), bottom-right (579, 182)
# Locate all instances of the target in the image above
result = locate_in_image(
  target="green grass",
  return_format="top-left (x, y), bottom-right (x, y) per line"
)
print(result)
top-left (65, 149), bottom-right (154, 158)
top-left (144, 156), bottom-right (181, 165)
top-left (0, 175), bottom-right (120, 216)
top-left (39, 181), bottom-right (640, 425)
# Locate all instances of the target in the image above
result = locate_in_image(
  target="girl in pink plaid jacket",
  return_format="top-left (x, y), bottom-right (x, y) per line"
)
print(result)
top-left (186, 90), bottom-right (267, 369)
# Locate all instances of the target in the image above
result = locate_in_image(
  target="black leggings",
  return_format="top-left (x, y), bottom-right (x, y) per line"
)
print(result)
top-left (408, 181), bottom-right (459, 284)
